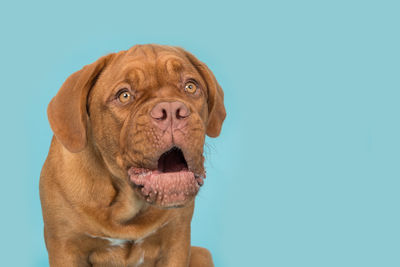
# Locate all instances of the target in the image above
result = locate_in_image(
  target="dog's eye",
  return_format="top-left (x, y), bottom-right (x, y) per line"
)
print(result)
top-left (117, 90), bottom-right (132, 103)
top-left (184, 82), bottom-right (197, 94)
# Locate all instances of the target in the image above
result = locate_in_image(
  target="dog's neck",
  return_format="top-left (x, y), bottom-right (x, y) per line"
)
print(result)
top-left (55, 137), bottom-right (181, 239)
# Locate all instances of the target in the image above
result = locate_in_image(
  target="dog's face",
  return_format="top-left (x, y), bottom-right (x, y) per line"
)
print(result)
top-left (47, 44), bottom-right (225, 208)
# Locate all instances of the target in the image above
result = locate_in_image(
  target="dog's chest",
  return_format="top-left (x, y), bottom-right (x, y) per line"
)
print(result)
top-left (88, 236), bottom-right (161, 267)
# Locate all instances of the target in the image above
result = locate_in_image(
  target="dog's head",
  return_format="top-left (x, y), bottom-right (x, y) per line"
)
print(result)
top-left (47, 44), bottom-right (226, 208)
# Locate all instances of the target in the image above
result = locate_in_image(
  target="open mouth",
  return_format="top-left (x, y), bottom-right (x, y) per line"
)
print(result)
top-left (128, 147), bottom-right (204, 206)
top-left (158, 147), bottom-right (189, 172)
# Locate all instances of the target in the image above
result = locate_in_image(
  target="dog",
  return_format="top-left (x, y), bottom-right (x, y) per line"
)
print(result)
top-left (39, 44), bottom-right (226, 266)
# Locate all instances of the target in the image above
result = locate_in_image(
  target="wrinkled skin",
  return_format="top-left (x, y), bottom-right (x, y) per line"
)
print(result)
top-left (90, 46), bottom-right (209, 207)
top-left (40, 44), bottom-right (225, 267)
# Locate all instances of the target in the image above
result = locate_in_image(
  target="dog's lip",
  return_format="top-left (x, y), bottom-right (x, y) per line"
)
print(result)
top-left (128, 167), bottom-right (205, 186)
top-left (126, 147), bottom-right (206, 206)
top-left (127, 167), bottom-right (205, 206)
top-left (126, 146), bottom-right (206, 186)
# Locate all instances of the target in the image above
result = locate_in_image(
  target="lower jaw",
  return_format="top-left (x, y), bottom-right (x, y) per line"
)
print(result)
top-left (128, 168), bottom-right (202, 207)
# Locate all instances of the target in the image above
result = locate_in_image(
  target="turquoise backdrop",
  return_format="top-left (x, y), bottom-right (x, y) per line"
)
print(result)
top-left (1, 0), bottom-right (399, 266)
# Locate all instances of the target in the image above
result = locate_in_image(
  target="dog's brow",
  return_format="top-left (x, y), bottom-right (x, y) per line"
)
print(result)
top-left (123, 67), bottom-right (146, 87)
top-left (164, 58), bottom-right (183, 73)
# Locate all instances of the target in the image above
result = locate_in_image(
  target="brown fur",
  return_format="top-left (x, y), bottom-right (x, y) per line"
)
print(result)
top-left (40, 44), bottom-right (225, 266)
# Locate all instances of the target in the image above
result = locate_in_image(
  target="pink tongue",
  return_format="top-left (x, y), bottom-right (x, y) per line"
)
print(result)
top-left (128, 168), bottom-right (199, 206)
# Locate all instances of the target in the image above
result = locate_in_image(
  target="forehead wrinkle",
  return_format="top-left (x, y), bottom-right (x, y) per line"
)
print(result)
top-left (119, 57), bottom-right (157, 89)
top-left (165, 59), bottom-right (184, 82)
top-left (156, 55), bottom-right (186, 85)
top-left (125, 67), bottom-right (146, 88)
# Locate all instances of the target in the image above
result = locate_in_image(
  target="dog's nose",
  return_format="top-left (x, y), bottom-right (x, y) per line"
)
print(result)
top-left (150, 101), bottom-right (190, 129)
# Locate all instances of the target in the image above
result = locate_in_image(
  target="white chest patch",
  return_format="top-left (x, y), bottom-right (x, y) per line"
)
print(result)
top-left (103, 237), bottom-right (130, 247)
top-left (134, 251), bottom-right (145, 267)
top-left (87, 234), bottom-right (131, 247)
top-left (86, 221), bottom-right (169, 252)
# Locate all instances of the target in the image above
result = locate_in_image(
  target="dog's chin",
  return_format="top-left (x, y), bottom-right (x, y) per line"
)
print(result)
top-left (127, 147), bottom-right (205, 208)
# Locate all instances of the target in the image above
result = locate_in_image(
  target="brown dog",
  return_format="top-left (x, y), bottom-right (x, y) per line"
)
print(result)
top-left (39, 44), bottom-right (226, 267)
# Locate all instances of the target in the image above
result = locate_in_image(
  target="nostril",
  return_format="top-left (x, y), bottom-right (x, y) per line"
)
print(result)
top-left (159, 109), bottom-right (167, 120)
top-left (151, 101), bottom-right (189, 122)
top-left (151, 103), bottom-right (169, 121)
top-left (176, 107), bottom-right (189, 119)
top-left (176, 108), bottom-right (182, 119)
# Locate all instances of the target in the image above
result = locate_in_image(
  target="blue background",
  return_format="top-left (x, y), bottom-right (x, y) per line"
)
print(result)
top-left (1, 0), bottom-right (399, 266)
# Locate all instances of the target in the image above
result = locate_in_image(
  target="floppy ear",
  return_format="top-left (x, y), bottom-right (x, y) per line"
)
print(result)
top-left (179, 48), bottom-right (226, 137)
top-left (47, 54), bottom-right (115, 152)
